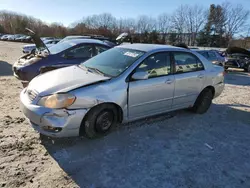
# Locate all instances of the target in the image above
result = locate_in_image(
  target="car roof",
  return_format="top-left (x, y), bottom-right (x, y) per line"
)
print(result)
top-left (116, 43), bottom-right (184, 52)
top-left (192, 49), bottom-right (214, 52)
top-left (63, 38), bottom-right (112, 47)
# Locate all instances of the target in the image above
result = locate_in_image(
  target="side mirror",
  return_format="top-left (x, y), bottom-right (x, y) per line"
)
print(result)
top-left (131, 71), bottom-right (148, 81)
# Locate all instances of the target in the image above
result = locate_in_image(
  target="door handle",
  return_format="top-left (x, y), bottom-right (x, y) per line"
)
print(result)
top-left (198, 74), bottom-right (204, 78)
top-left (166, 79), bottom-right (173, 84)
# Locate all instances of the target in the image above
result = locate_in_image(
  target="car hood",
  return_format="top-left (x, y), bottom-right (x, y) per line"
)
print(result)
top-left (25, 28), bottom-right (50, 53)
top-left (226, 47), bottom-right (250, 56)
top-left (28, 65), bottom-right (111, 96)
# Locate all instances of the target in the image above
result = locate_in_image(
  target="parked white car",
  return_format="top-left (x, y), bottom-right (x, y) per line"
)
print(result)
top-left (22, 39), bottom-right (61, 53)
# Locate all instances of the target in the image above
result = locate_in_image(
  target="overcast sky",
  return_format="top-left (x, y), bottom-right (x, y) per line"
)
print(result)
top-left (0, 0), bottom-right (249, 26)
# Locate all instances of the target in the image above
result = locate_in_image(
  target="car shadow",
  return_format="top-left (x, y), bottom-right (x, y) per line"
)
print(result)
top-left (225, 71), bottom-right (250, 86)
top-left (40, 104), bottom-right (250, 188)
top-left (0, 60), bottom-right (13, 76)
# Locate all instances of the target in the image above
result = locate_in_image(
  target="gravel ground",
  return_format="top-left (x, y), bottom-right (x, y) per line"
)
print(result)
top-left (0, 41), bottom-right (250, 188)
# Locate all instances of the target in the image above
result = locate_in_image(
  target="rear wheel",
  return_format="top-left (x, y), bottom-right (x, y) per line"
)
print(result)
top-left (81, 104), bottom-right (118, 139)
top-left (192, 88), bottom-right (213, 114)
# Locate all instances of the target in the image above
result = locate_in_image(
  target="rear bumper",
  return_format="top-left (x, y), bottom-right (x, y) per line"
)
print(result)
top-left (214, 82), bottom-right (225, 98)
top-left (20, 89), bottom-right (87, 137)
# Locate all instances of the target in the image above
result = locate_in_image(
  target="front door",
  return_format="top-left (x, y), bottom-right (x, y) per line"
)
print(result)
top-left (172, 52), bottom-right (205, 109)
top-left (62, 44), bottom-right (95, 66)
top-left (128, 52), bottom-right (175, 119)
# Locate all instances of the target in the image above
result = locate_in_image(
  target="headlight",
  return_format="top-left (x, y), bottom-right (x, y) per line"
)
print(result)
top-left (37, 93), bottom-right (76, 109)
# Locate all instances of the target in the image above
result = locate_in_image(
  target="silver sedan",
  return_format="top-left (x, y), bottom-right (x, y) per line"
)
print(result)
top-left (20, 44), bottom-right (225, 138)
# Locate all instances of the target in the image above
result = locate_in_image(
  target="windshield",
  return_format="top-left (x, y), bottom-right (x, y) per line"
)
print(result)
top-left (81, 48), bottom-right (145, 77)
top-left (48, 41), bottom-right (77, 54)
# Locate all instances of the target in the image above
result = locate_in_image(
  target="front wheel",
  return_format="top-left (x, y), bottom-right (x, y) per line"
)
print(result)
top-left (82, 104), bottom-right (118, 139)
top-left (192, 88), bottom-right (213, 114)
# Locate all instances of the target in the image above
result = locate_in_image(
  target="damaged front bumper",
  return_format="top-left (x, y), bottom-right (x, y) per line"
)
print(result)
top-left (20, 89), bottom-right (87, 137)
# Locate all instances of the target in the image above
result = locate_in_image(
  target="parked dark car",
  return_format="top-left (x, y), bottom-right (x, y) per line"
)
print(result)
top-left (12, 29), bottom-right (112, 85)
top-left (224, 47), bottom-right (250, 72)
top-left (193, 49), bottom-right (226, 67)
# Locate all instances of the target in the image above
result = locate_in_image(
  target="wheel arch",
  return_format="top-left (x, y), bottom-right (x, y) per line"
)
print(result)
top-left (79, 102), bottom-right (124, 136)
top-left (202, 85), bottom-right (215, 98)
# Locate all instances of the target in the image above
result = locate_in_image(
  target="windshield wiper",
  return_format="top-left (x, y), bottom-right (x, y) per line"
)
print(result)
top-left (87, 67), bottom-right (105, 76)
top-left (79, 65), bottom-right (110, 77)
top-left (78, 64), bottom-right (88, 71)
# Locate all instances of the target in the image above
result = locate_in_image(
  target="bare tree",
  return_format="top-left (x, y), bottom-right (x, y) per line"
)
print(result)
top-left (223, 2), bottom-right (250, 39)
top-left (157, 13), bottom-right (170, 43)
top-left (96, 13), bottom-right (117, 30)
top-left (158, 13), bottom-right (170, 33)
top-left (171, 5), bottom-right (188, 43)
top-left (186, 5), bottom-right (207, 45)
top-left (117, 18), bottom-right (136, 33)
top-left (136, 15), bottom-right (156, 33)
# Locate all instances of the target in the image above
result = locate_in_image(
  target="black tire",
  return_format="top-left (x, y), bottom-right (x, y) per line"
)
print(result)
top-left (192, 88), bottom-right (213, 114)
top-left (81, 104), bottom-right (118, 139)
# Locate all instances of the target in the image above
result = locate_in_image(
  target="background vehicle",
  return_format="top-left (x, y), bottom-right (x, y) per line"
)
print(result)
top-left (13, 30), bottom-right (132, 85)
top-left (22, 39), bottom-right (61, 54)
top-left (13, 37), bottom-right (112, 83)
top-left (20, 44), bottom-right (225, 138)
top-left (12, 34), bottom-right (26, 41)
top-left (224, 47), bottom-right (250, 72)
top-left (41, 37), bottom-right (55, 41)
top-left (59, 35), bottom-right (116, 47)
top-left (1, 34), bottom-right (12, 41)
top-left (15, 35), bottom-right (27, 41)
top-left (193, 49), bottom-right (226, 67)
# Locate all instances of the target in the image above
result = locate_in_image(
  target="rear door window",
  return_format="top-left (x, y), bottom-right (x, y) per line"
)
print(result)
top-left (173, 52), bottom-right (204, 73)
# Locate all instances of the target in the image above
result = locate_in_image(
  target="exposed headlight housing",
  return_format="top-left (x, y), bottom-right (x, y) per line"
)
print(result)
top-left (37, 93), bottom-right (76, 109)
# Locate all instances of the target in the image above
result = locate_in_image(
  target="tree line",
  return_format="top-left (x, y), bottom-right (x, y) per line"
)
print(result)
top-left (0, 2), bottom-right (249, 47)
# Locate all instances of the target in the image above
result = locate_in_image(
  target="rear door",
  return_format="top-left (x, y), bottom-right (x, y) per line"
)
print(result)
top-left (128, 52), bottom-right (175, 119)
top-left (172, 52), bottom-right (205, 109)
